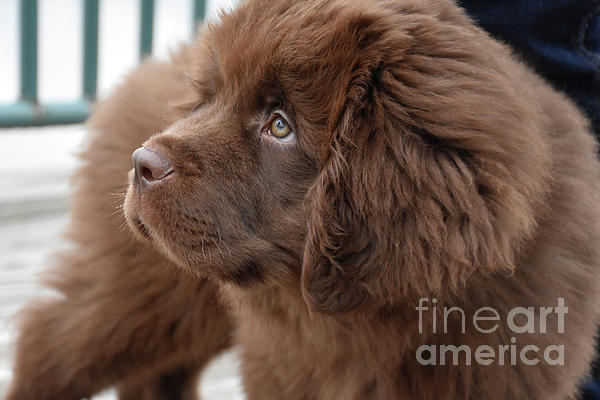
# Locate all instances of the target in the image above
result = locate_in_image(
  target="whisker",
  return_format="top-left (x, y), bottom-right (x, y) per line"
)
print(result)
top-left (211, 237), bottom-right (224, 259)
top-left (108, 204), bottom-right (125, 219)
top-left (216, 228), bottom-right (232, 258)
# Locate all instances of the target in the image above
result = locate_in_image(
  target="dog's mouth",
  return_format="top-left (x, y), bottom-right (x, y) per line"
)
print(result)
top-left (123, 169), bottom-right (238, 272)
top-left (131, 214), bottom-right (153, 240)
top-left (123, 191), bottom-right (153, 242)
top-left (124, 195), bottom-right (223, 261)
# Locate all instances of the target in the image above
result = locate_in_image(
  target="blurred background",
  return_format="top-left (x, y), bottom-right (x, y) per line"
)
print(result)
top-left (0, 0), bottom-right (244, 398)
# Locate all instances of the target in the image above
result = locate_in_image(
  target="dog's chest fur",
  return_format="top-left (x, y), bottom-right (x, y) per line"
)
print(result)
top-left (219, 284), bottom-right (422, 399)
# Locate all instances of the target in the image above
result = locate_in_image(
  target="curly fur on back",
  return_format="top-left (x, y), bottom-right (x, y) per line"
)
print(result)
top-left (6, 0), bottom-right (600, 399)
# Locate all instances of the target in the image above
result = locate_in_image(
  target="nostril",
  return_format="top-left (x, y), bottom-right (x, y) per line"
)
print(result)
top-left (132, 147), bottom-right (173, 190)
top-left (141, 166), bottom-right (155, 182)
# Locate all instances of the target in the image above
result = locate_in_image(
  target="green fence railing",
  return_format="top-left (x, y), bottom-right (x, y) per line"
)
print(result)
top-left (0, 0), bottom-right (207, 127)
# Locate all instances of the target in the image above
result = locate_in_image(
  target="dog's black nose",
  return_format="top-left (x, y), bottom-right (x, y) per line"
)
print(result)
top-left (132, 147), bottom-right (173, 191)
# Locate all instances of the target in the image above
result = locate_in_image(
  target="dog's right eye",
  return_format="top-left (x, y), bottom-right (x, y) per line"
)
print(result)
top-left (264, 112), bottom-right (296, 144)
top-left (271, 116), bottom-right (291, 138)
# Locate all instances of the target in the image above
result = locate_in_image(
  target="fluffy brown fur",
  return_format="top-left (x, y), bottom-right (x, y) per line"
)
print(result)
top-left (6, 0), bottom-right (600, 399)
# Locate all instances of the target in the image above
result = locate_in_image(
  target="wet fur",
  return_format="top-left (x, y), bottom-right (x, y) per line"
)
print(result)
top-left (6, 0), bottom-right (600, 399)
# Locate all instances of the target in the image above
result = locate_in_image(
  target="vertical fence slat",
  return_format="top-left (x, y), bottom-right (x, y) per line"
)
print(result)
top-left (83, 0), bottom-right (99, 100)
top-left (20, 0), bottom-right (38, 103)
top-left (193, 0), bottom-right (206, 32)
top-left (140, 0), bottom-right (154, 60)
top-left (3, 0), bottom-right (213, 127)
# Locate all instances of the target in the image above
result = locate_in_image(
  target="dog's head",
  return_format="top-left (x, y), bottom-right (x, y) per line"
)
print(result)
top-left (124, 0), bottom-right (551, 314)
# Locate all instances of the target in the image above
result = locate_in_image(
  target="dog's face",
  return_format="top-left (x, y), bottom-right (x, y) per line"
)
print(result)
top-left (124, 0), bottom-right (551, 313)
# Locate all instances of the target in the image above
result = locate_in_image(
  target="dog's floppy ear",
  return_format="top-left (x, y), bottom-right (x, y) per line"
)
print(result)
top-left (301, 7), bottom-right (551, 314)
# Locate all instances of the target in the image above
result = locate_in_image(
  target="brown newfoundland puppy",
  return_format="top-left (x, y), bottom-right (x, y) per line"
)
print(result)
top-left (6, 0), bottom-right (600, 399)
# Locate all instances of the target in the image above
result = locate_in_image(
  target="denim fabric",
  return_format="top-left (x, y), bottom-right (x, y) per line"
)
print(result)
top-left (583, 381), bottom-right (600, 400)
top-left (458, 1), bottom-right (600, 398)
top-left (459, 0), bottom-right (600, 137)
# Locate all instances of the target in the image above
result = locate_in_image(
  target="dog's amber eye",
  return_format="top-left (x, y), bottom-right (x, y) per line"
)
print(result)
top-left (270, 116), bottom-right (291, 138)
top-left (264, 111), bottom-right (296, 144)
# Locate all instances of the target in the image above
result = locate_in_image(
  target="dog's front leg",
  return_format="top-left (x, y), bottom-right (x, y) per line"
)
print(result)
top-left (4, 251), bottom-right (232, 400)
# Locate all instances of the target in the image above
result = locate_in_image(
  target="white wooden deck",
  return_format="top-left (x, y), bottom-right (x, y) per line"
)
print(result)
top-left (0, 126), bottom-right (244, 399)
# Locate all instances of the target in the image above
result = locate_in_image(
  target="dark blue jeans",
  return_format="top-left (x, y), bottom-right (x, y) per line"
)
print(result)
top-left (459, 1), bottom-right (600, 399)
top-left (459, 0), bottom-right (600, 137)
